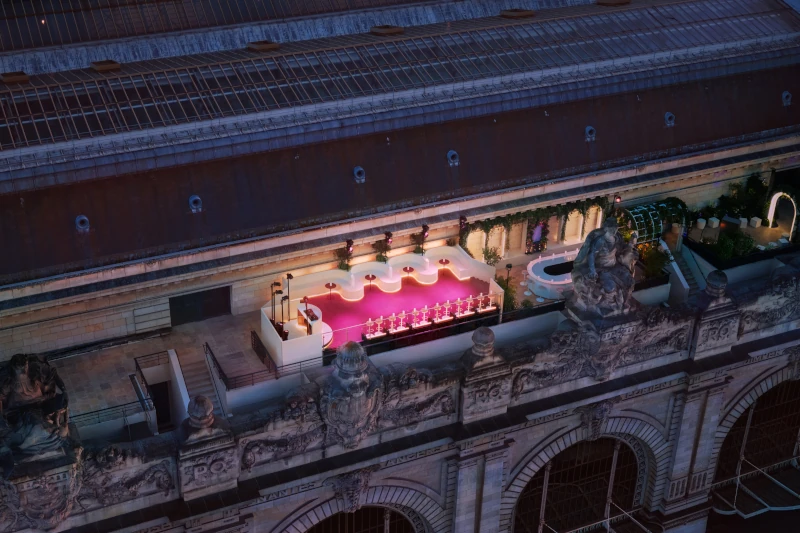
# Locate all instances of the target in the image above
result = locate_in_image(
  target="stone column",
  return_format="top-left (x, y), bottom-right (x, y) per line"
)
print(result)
top-left (663, 392), bottom-right (700, 508)
top-left (461, 328), bottom-right (512, 424)
top-left (687, 386), bottom-right (726, 497)
top-left (479, 446), bottom-right (508, 533)
top-left (520, 220), bottom-right (529, 253)
top-left (692, 271), bottom-right (740, 361)
top-left (454, 456), bottom-right (482, 533)
top-left (178, 395), bottom-right (239, 501)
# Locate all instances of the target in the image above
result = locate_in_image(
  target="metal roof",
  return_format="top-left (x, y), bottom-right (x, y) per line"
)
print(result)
top-left (0, 0), bottom-right (423, 52)
top-left (1, 0), bottom-right (798, 151)
top-left (1, 64), bottom-right (797, 284)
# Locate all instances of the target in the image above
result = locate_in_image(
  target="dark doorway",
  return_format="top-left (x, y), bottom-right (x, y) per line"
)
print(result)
top-left (169, 286), bottom-right (231, 326)
top-left (148, 381), bottom-right (172, 431)
top-left (307, 506), bottom-right (414, 533)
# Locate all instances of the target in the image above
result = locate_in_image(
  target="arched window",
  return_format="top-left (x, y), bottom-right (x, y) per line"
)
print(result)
top-left (514, 438), bottom-right (640, 533)
top-left (712, 379), bottom-right (800, 518)
top-left (715, 379), bottom-right (800, 483)
top-left (307, 506), bottom-right (415, 533)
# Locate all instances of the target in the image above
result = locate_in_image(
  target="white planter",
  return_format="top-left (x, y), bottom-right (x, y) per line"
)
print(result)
top-left (750, 217), bottom-right (762, 228)
top-left (696, 218), bottom-right (707, 230)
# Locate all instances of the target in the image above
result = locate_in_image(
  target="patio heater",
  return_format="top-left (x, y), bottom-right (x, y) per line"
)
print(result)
top-left (286, 273), bottom-right (293, 316)
top-left (273, 290), bottom-right (283, 323)
top-left (506, 263), bottom-right (513, 286)
top-left (281, 295), bottom-right (289, 324)
top-left (270, 281), bottom-right (281, 323)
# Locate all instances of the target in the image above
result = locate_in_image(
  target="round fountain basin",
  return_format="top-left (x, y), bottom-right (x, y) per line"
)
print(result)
top-left (526, 251), bottom-right (578, 300)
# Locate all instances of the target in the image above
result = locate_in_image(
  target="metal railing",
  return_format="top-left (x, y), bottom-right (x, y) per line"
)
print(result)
top-left (226, 356), bottom-right (323, 389)
top-left (134, 350), bottom-right (170, 369)
top-left (133, 357), bottom-right (153, 406)
top-left (251, 330), bottom-right (277, 372)
top-left (70, 400), bottom-right (146, 428)
top-left (203, 342), bottom-right (230, 390)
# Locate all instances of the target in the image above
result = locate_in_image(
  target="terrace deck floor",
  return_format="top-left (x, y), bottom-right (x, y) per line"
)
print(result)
top-left (53, 311), bottom-right (266, 416)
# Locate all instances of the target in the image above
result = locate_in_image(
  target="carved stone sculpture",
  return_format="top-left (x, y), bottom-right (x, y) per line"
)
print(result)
top-left (511, 302), bottom-right (692, 398)
top-left (325, 465), bottom-right (379, 513)
top-left (576, 399), bottom-right (617, 441)
top-left (570, 218), bottom-right (638, 318)
top-left (179, 396), bottom-right (238, 500)
top-left (0, 355), bottom-right (73, 469)
top-left (318, 342), bottom-right (383, 449)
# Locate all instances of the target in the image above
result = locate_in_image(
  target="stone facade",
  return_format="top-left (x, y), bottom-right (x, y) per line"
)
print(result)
top-left (4, 233), bottom-right (800, 532)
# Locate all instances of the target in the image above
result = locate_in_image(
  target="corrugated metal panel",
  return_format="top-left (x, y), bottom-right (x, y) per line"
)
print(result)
top-left (1, 0), bottom-right (798, 151)
top-left (0, 64), bottom-right (798, 283)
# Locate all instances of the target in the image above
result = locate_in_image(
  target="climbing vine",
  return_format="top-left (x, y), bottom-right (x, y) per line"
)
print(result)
top-left (458, 197), bottom-right (610, 252)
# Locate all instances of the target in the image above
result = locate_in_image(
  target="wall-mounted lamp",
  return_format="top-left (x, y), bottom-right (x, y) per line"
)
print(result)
top-left (422, 224), bottom-right (430, 238)
top-left (384, 232), bottom-right (393, 244)
top-left (346, 239), bottom-right (354, 253)
top-left (614, 195), bottom-right (622, 204)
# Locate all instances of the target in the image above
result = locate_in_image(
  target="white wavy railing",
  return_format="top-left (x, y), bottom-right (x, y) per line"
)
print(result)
top-left (527, 250), bottom-right (579, 286)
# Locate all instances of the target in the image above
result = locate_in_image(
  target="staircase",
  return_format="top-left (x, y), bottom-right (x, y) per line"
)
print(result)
top-left (673, 252), bottom-right (700, 298)
top-left (176, 349), bottom-right (224, 416)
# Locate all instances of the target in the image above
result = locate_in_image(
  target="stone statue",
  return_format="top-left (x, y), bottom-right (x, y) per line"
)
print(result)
top-left (570, 218), bottom-right (638, 317)
top-left (318, 342), bottom-right (383, 449)
top-left (0, 355), bottom-right (72, 471)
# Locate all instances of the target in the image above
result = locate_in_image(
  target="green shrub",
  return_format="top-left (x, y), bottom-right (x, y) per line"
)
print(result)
top-left (494, 275), bottom-right (518, 312)
top-left (712, 234), bottom-right (735, 261)
top-left (639, 244), bottom-right (669, 278)
top-left (333, 247), bottom-right (352, 271)
top-left (731, 231), bottom-right (755, 257)
top-left (521, 299), bottom-right (534, 309)
top-left (446, 237), bottom-right (457, 246)
top-left (483, 247), bottom-right (502, 266)
top-left (411, 232), bottom-right (426, 254)
top-left (372, 240), bottom-right (391, 263)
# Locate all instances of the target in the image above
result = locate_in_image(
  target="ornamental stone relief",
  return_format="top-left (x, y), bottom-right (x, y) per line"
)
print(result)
top-left (238, 343), bottom-right (459, 471)
top-left (78, 447), bottom-right (174, 511)
top-left (576, 399), bottom-right (618, 441)
top-left (734, 259), bottom-right (800, 337)
top-left (324, 465), bottom-right (379, 513)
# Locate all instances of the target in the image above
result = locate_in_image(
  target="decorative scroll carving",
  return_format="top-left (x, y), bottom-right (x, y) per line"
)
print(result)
top-left (325, 465), bottom-right (379, 513)
top-left (79, 449), bottom-right (173, 509)
top-left (737, 270), bottom-right (800, 336)
top-left (0, 463), bottom-right (81, 532)
top-left (241, 425), bottom-right (325, 471)
top-left (379, 391), bottom-right (454, 428)
top-left (511, 304), bottom-right (691, 398)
